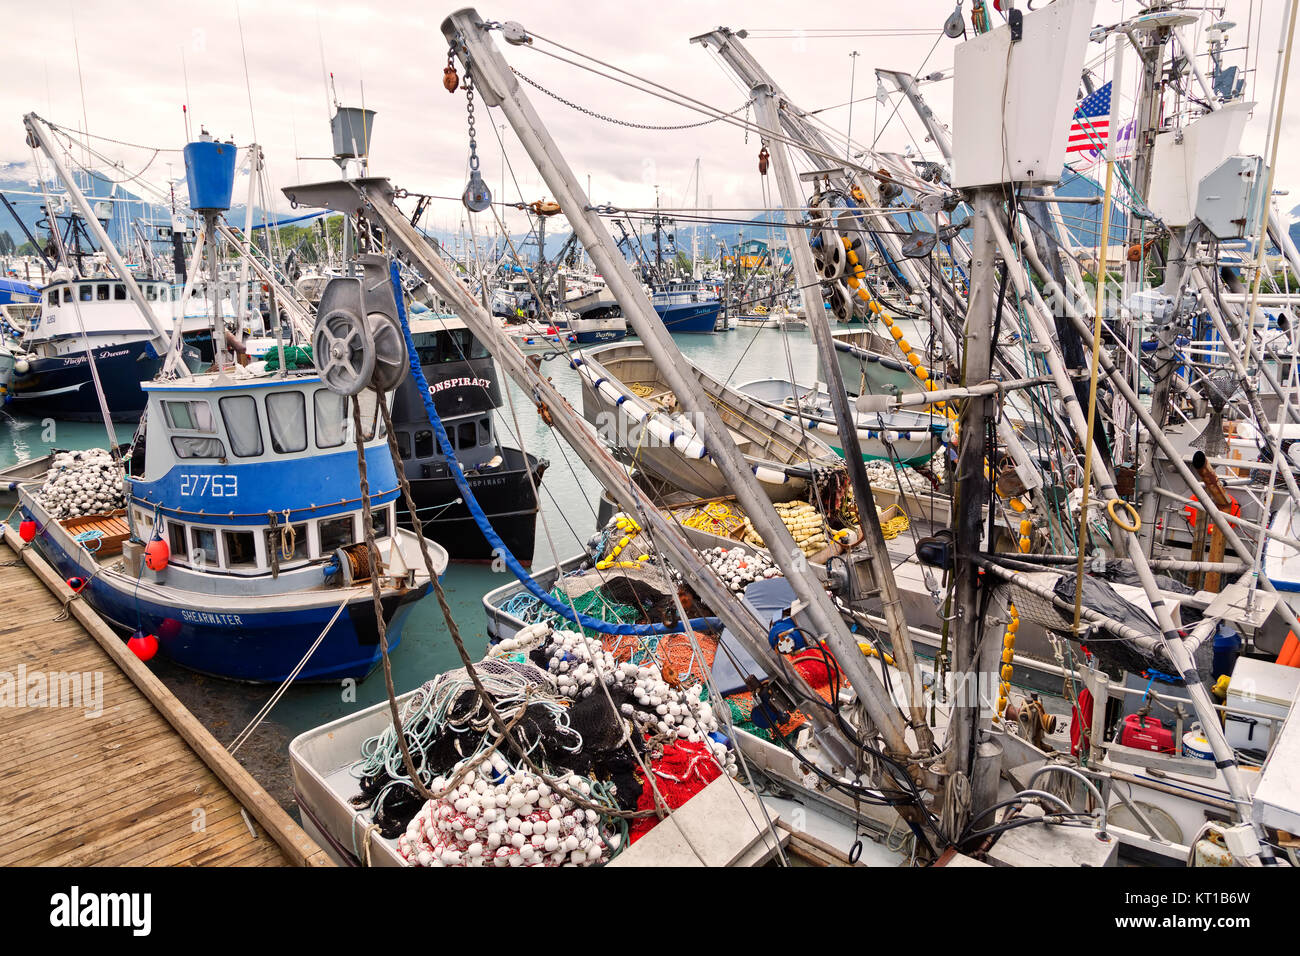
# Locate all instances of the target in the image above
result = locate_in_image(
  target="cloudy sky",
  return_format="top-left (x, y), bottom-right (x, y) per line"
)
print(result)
top-left (3, 0), bottom-right (1296, 238)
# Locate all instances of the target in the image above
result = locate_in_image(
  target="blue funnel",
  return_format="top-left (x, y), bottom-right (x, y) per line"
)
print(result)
top-left (184, 135), bottom-right (237, 213)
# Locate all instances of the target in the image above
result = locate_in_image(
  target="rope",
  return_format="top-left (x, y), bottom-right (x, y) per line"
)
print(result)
top-left (388, 264), bottom-right (718, 637)
top-left (227, 594), bottom-right (352, 755)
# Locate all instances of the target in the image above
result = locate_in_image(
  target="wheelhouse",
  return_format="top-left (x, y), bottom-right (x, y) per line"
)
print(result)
top-left (127, 372), bottom-right (400, 577)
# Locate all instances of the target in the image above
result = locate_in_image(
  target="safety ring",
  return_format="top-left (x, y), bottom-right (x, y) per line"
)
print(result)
top-left (1107, 498), bottom-right (1141, 532)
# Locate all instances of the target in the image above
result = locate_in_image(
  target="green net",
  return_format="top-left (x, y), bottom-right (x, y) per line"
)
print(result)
top-left (263, 344), bottom-right (315, 371)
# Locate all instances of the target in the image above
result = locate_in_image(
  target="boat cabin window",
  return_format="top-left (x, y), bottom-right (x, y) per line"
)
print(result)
top-left (266, 522), bottom-right (309, 564)
top-left (167, 521), bottom-right (187, 558)
top-left (395, 431), bottom-right (411, 459)
top-left (62, 287), bottom-right (72, 303)
top-left (223, 530), bottom-right (257, 569)
top-left (172, 436), bottom-right (226, 459)
top-left (414, 429), bottom-right (434, 458)
top-left (97, 284), bottom-right (110, 301)
top-left (219, 396), bottom-right (264, 458)
top-left (47, 290), bottom-right (58, 307)
top-left (79, 285), bottom-right (93, 302)
top-left (164, 400), bottom-right (217, 433)
top-left (318, 514), bottom-right (355, 553)
top-left (313, 389), bottom-right (346, 448)
top-left (144, 285), bottom-right (158, 302)
top-left (355, 389), bottom-right (380, 441)
top-left (191, 527), bottom-right (219, 568)
top-left (372, 506), bottom-right (391, 539)
top-left (456, 422), bottom-right (477, 449)
top-left (416, 328), bottom-right (491, 364)
top-left (267, 391), bottom-right (308, 453)
top-left (114, 284), bottom-right (126, 301)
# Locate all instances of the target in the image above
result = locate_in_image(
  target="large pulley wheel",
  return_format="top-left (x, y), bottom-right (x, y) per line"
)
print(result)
top-left (830, 283), bottom-right (855, 323)
top-left (820, 229), bottom-right (847, 280)
top-left (368, 310), bottom-right (409, 393)
top-left (314, 308), bottom-right (375, 396)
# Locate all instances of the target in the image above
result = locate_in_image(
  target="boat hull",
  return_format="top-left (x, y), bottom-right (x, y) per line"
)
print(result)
top-left (397, 449), bottom-right (545, 564)
top-left (8, 339), bottom-right (200, 422)
top-left (654, 301), bottom-right (719, 333)
top-left (28, 513), bottom-right (429, 684)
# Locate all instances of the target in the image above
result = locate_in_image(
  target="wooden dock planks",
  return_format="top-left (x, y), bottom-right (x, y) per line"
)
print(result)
top-left (0, 530), bottom-right (332, 866)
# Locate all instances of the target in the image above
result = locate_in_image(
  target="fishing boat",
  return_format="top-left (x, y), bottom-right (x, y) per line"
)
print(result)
top-left (549, 308), bottom-right (626, 344)
top-left (831, 327), bottom-right (932, 396)
top-left (650, 280), bottom-right (720, 333)
top-left (18, 370), bottom-right (444, 682)
top-left (737, 377), bottom-right (944, 467)
top-left (390, 311), bottom-right (547, 563)
top-left (570, 341), bottom-right (843, 500)
top-left (282, 0), bottom-right (1300, 871)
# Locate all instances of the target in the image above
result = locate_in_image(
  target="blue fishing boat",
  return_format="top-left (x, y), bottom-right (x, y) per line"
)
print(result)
top-left (19, 371), bottom-right (445, 682)
top-left (7, 273), bottom-right (205, 421)
top-left (0, 277), bottom-right (39, 306)
top-left (651, 281), bottom-right (720, 333)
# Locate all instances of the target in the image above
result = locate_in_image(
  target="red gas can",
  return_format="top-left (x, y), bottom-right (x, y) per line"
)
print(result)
top-left (1119, 713), bottom-right (1175, 753)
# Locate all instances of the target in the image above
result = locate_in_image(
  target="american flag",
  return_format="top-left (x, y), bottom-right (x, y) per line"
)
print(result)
top-left (1066, 82), bottom-right (1112, 154)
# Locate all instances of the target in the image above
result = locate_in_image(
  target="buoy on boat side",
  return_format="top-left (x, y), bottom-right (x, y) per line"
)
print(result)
top-left (144, 537), bottom-right (170, 571)
top-left (127, 631), bottom-right (159, 662)
top-left (18, 518), bottom-right (37, 542)
top-left (66, 576), bottom-right (87, 593)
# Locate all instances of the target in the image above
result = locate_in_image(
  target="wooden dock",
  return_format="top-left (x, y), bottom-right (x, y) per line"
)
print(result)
top-left (0, 529), bottom-right (332, 866)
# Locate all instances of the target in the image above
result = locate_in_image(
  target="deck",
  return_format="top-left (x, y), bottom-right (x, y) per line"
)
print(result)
top-left (0, 528), bottom-right (332, 866)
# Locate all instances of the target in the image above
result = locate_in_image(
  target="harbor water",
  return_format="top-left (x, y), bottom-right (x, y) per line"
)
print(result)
top-left (1, 327), bottom-right (826, 812)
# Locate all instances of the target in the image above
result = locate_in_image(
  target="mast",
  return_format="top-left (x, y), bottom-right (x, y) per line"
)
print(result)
top-left (440, 8), bottom-right (918, 765)
top-left (23, 113), bottom-right (174, 353)
top-left (752, 84), bottom-right (932, 752)
top-left (947, 189), bottom-right (1002, 814)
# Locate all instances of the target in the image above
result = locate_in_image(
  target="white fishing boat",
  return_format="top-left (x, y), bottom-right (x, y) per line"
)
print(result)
top-left (571, 340), bottom-right (844, 501)
top-left (738, 377), bottom-right (944, 467)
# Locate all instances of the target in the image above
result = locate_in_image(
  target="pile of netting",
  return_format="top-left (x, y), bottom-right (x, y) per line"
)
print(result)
top-left (724, 647), bottom-right (842, 743)
top-left (397, 763), bottom-right (616, 867)
top-left (498, 584), bottom-right (645, 636)
top-left (863, 450), bottom-right (947, 496)
top-left (32, 448), bottom-right (125, 520)
top-left (261, 344), bottom-right (314, 371)
top-left (496, 512), bottom-right (700, 637)
top-left (351, 621), bottom-right (738, 866)
top-left (628, 738), bottom-right (724, 843)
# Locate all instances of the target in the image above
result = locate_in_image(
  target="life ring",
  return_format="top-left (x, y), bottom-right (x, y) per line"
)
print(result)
top-left (1107, 498), bottom-right (1141, 532)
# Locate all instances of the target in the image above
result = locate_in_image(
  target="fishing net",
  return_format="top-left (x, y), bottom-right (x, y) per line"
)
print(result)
top-left (499, 586), bottom-right (644, 638)
top-left (724, 649), bottom-right (839, 742)
top-left (262, 344), bottom-right (314, 371)
top-left (602, 629), bottom-right (719, 683)
top-left (628, 738), bottom-right (723, 843)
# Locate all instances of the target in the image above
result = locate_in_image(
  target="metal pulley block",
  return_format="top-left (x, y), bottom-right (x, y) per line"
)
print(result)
top-left (314, 267), bottom-right (411, 396)
top-left (463, 170), bottom-right (492, 212)
top-left (314, 278), bottom-right (375, 396)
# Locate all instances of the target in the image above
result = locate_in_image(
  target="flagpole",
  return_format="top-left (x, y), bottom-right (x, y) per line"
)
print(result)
top-left (1071, 38), bottom-right (1124, 644)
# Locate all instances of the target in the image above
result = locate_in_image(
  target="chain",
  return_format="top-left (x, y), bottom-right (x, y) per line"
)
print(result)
top-left (465, 70), bottom-right (481, 172)
top-left (510, 66), bottom-right (747, 131)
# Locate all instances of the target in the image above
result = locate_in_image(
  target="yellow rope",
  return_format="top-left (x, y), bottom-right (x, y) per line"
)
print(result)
top-left (996, 602), bottom-right (1019, 719)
